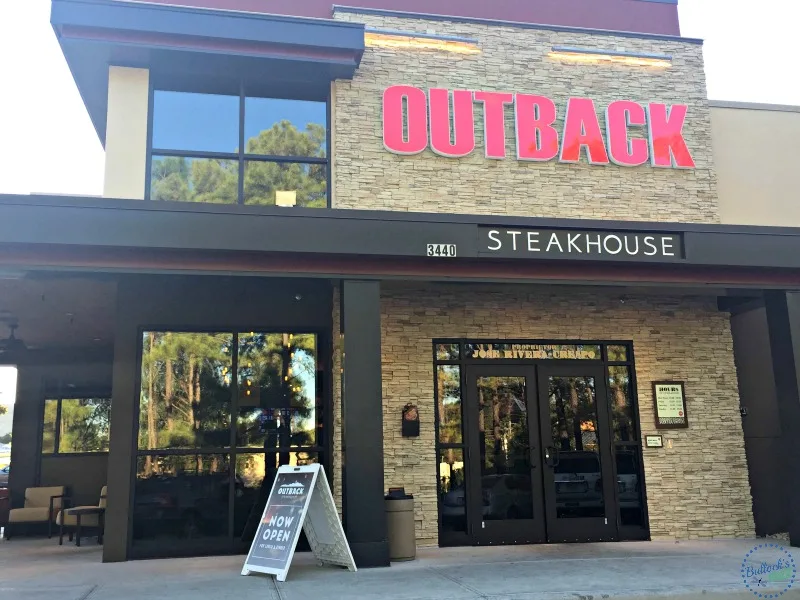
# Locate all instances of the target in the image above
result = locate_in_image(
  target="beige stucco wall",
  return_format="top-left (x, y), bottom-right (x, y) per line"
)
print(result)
top-left (711, 102), bottom-right (800, 227)
top-left (332, 11), bottom-right (719, 223)
top-left (104, 66), bottom-right (150, 200)
top-left (365, 284), bottom-right (754, 545)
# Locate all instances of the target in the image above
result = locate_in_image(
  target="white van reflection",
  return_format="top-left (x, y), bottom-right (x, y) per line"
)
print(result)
top-left (553, 451), bottom-right (604, 517)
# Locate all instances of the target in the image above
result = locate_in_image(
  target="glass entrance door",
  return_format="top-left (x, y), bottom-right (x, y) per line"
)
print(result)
top-left (537, 364), bottom-right (618, 542)
top-left (436, 340), bottom-right (647, 547)
top-left (465, 366), bottom-right (546, 544)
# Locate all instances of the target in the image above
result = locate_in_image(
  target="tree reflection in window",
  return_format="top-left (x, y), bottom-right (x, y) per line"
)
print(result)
top-left (41, 397), bottom-right (111, 454)
top-left (138, 332), bottom-right (233, 453)
top-left (477, 377), bottom-right (528, 475)
top-left (549, 376), bottom-right (598, 453)
top-left (150, 91), bottom-right (328, 207)
top-left (437, 365), bottom-right (462, 444)
top-left (244, 160), bottom-right (327, 208)
top-left (42, 399), bottom-right (57, 454)
top-left (608, 366), bottom-right (635, 442)
top-left (236, 333), bottom-right (318, 449)
top-left (151, 157), bottom-right (238, 204)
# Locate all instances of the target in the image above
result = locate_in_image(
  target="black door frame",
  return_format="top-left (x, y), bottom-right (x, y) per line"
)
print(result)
top-left (433, 339), bottom-right (650, 547)
top-left (537, 363), bottom-right (618, 543)
top-left (464, 365), bottom-right (546, 545)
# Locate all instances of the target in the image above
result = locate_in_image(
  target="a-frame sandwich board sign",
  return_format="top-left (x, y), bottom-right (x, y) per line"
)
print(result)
top-left (241, 464), bottom-right (357, 582)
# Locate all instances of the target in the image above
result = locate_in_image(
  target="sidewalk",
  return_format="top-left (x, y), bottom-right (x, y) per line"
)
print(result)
top-left (0, 537), bottom-right (798, 599)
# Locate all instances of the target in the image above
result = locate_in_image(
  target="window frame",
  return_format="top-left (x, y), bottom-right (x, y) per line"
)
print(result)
top-left (145, 81), bottom-right (331, 208)
top-left (41, 393), bottom-right (112, 457)
top-left (130, 327), bottom-right (331, 557)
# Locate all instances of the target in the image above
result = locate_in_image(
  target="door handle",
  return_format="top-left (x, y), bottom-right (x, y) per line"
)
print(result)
top-left (544, 446), bottom-right (560, 468)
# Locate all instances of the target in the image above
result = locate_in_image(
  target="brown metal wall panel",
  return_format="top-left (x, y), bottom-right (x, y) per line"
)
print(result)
top-left (40, 455), bottom-right (109, 508)
top-left (731, 308), bottom-right (782, 439)
top-left (741, 437), bottom-right (789, 537)
top-left (133, 0), bottom-right (681, 36)
top-left (730, 307), bottom-right (787, 537)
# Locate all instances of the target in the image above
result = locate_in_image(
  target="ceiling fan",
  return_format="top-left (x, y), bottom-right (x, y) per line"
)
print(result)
top-left (0, 320), bottom-right (27, 355)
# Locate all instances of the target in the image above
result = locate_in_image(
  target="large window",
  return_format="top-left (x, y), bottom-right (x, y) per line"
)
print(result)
top-left (133, 331), bottom-right (324, 556)
top-left (149, 90), bottom-right (328, 208)
top-left (42, 397), bottom-right (111, 454)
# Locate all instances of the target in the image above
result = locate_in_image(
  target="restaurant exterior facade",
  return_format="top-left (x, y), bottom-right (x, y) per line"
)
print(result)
top-left (2, 0), bottom-right (800, 567)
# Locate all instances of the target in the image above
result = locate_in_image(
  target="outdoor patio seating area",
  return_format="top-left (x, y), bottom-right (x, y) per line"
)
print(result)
top-left (3, 484), bottom-right (106, 547)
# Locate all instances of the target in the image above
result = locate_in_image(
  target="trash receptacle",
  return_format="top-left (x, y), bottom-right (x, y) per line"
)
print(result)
top-left (385, 488), bottom-right (415, 561)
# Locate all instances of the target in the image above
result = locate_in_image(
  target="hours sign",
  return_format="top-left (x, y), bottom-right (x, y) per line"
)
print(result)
top-left (652, 381), bottom-right (688, 429)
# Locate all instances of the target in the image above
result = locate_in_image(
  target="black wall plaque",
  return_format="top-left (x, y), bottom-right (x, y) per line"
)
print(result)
top-left (402, 404), bottom-right (420, 437)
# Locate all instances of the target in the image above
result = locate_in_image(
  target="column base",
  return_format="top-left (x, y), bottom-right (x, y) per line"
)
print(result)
top-left (350, 540), bottom-right (391, 568)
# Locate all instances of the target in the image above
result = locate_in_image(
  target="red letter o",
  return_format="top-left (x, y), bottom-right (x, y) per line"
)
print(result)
top-left (383, 85), bottom-right (428, 155)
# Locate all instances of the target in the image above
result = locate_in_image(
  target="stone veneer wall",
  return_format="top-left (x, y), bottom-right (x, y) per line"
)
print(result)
top-left (332, 11), bottom-right (719, 223)
top-left (373, 285), bottom-right (754, 545)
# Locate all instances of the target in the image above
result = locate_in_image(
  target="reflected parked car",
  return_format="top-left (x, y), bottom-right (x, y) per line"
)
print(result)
top-left (553, 451), bottom-right (604, 516)
top-left (441, 474), bottom-right (533, 521)
top-left (441, 482), bottom-right (467, 529)
top-left (615, 450), bottom-right (641, 509)
top-left (482, 474), bottom-right (533, 520)
top-left (0, 465), bottom-right (9, 488)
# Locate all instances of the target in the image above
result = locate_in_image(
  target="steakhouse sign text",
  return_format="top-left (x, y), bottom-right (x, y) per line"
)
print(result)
top-left (382, 85), bottom-right (695, 169)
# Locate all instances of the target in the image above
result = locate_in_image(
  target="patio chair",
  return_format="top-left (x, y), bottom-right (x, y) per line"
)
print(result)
top-left (56, 486), bottom-right (107, 546)
top-left (4, 486), bottom-right (67, 540)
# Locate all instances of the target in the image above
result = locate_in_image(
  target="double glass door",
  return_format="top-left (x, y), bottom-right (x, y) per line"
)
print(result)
top-left (464, 364), bottom-right (617, 544)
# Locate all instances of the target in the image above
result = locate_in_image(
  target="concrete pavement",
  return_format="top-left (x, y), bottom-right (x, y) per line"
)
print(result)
top-left (0, 537), bottom-right (798, 599)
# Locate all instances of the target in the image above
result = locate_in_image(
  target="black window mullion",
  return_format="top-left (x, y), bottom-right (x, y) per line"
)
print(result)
top-left (243, 153), bottom-right (328, 165)
top-left (145, 79), bottom-right (155, 200)
top-left (137, 448), bottom-right (233, 456)
top-left (236, 446), bottom-right (325, 454)
top-left (238, 83), bottom-right (245, 205)
top-left (151, 149), bottom-right (239, 160)
top-left (54, 397), bottom-right (63, 455)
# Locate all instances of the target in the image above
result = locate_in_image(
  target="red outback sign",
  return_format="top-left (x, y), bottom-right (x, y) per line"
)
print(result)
top-left (382, 85), bottom-right (695, 169)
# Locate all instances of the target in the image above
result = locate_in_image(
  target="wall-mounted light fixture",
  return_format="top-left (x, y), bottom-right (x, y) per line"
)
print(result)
top-left (365, 27), bottom-right (481, 54)
top-left (549, 46), bottom-right (672, 68)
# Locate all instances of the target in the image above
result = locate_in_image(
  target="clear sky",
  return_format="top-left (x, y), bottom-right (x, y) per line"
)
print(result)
top-left (0, 366), bottom-right (18, 437)
top-left (0, 0), bottom-right (798, 198)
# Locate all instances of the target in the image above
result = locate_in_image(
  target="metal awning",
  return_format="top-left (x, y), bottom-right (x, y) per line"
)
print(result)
top-left (1, 194), bottom-right (800, 288)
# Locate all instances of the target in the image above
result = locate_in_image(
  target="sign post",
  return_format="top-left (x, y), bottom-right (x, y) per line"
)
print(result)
top-left (241, 464), bottom-right (357, 582)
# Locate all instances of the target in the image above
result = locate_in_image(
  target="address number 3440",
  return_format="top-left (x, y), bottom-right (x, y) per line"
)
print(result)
top-left (426, 244), bottom-right (457, 258)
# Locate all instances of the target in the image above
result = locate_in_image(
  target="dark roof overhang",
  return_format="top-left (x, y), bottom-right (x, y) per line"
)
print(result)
top-left (3, 194), bottom-right (800, 290)
top-left (51, 0), bottom-right (365, 144)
